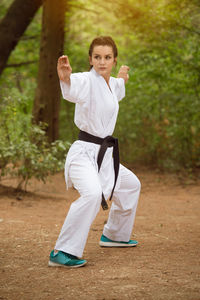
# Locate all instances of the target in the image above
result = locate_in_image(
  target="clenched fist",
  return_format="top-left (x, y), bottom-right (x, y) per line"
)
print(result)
top-left (57, 55), bottom-right (72, 84)
top-left (117, 65), bottom-right (130, 83)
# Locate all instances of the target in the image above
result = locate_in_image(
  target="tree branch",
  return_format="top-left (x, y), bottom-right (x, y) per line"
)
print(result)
top-left (179, 24), bottom-right (200, 36)
top-left (69, 3), bottom-right (98, 15)
top-left (6, 60), bottom-right (38, 68)
top-left (21, 35), bottom-right (39, 40)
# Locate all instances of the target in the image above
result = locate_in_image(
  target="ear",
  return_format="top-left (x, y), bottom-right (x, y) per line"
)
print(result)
top-left (89, 56), bottom-right (93, 66)
top-left (114, 57), bottom-right (117, 66)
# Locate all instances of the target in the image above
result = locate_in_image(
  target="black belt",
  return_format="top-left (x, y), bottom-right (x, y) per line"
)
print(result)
top-left (78, 130), bottom-right (120, 210)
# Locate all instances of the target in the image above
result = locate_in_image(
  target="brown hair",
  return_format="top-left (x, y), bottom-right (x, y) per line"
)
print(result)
top-left (88, 36), bottom-right (118, 68)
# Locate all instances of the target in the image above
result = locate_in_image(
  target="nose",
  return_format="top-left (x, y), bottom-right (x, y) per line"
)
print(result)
top-left (100, 58), bottom-right (105, 65)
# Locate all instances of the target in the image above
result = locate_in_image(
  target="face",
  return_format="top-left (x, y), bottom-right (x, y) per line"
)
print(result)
top-left (89, 45), bottom-right (117, 82)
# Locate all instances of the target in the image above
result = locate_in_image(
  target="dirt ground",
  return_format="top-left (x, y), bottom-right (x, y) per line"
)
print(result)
top-left (0, 168), bottom-right (200, 300)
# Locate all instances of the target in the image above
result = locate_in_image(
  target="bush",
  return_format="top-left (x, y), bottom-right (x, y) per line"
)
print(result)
top-left (115, 49), bottom-right (200, 173)
top-left (0, 96), bottom-right (70, 190)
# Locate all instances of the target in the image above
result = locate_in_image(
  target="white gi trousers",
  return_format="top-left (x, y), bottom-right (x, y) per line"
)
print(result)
top-left (54, 153), bottom-right (141, 258)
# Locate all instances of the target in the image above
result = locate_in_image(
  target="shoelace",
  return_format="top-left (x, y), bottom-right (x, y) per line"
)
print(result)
top-left (63, 252), bottom-right (78, 259)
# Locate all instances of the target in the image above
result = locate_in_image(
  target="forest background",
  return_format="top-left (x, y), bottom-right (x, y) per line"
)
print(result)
top-left (0, 0), bottom-right (200, 190)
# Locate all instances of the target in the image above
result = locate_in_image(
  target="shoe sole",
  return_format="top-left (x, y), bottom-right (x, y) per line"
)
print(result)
top-left (99, 241), bottom-right (138, 247)
top-left (48, 260), bottom-right (87, 268)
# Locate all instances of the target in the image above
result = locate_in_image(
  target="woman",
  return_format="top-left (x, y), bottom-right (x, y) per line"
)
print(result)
top-left (49, 36), bottom-right (141, 268)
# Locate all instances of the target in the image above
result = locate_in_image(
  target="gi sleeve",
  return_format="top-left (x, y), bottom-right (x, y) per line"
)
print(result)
top-left (114, 78), bottom-right (126, 102)
top-left (60, 72), bottom-right (90, 104)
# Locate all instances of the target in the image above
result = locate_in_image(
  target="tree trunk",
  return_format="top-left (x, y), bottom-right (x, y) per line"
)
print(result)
top-left (33, 0), bottom-right (66, 142)
top-left (0, 0), bottom-right (43, 76)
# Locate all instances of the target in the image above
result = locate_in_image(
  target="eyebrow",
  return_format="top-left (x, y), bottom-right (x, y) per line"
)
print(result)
top-left (93, 53), bottom-right (113, 56)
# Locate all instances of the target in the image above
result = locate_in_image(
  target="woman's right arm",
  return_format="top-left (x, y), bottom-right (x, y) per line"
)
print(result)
top-left (57, 55), bottom-right (72, 84)
top-left (57, 55), bottom-right (90, 104)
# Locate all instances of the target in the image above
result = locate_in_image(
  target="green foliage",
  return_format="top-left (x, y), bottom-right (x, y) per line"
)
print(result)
top-left (0, 95), bottom-right (70, 190)
top-left (112, 0), bottom-right (200, 171)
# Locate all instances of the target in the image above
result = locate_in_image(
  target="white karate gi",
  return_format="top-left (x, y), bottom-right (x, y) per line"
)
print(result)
top-left (55, 68), bottom-right (141, 257)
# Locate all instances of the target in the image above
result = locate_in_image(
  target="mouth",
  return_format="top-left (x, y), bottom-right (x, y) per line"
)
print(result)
top-left (99, 67), bottom-right (106, 71)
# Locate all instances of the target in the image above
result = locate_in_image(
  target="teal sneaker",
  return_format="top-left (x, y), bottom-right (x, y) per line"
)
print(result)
top-left (48, 250), bottom-right (87, 268)
top-left (99, 234), bottom-right (138, 247)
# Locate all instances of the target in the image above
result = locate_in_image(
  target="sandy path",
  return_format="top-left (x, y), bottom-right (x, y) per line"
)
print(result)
top-left (0, 169), bottom-right (199, 300)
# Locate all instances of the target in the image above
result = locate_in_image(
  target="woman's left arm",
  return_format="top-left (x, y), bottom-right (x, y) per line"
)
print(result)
top-left (117, 65), bottom-right (130, 83)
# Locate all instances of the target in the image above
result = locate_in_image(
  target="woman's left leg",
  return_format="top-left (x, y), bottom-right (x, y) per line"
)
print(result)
top-left (103, 164), bottom-right (141, 242)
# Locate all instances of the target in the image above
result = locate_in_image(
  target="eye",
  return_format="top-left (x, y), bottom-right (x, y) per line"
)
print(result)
top-left (94, 55), bottom-right (100, 60)
top-left (105, 55), bottom-right (112, 60)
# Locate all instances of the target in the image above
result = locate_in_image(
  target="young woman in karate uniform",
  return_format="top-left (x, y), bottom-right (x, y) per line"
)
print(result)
top-left (49, 36), bottom-right (141, 268)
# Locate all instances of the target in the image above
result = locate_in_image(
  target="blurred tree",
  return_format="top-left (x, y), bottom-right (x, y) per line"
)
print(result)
top-left (33, 0), bottom-right (66, 142)
top-left (0, 0), bottom-right (43, 76)
top-left (111, 0), bottom-right (200, 169)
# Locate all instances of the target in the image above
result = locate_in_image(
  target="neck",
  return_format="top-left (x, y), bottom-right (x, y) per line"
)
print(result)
top-left (92, 68), bottom-right (110, 85)
top-left (102, 75), bottom-right (110, 85)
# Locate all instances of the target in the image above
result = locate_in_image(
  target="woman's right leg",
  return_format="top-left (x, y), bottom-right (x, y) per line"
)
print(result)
top-left (54, 156), bottom-right (102, 258)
